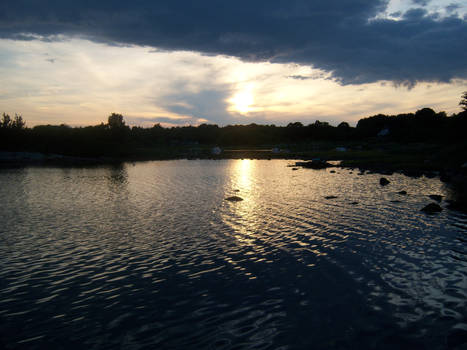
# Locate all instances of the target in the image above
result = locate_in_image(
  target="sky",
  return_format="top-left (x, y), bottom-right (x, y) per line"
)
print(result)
top-left (0, 0), bottom-right (466, 127)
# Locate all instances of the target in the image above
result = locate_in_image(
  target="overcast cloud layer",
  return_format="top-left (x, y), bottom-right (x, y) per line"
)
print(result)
top-left (1, 0), bottom-right (466, 85)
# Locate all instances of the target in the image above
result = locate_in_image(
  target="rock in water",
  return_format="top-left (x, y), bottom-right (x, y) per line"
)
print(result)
top-left (225, 196), bottom-right (243, 202)
top-left (421, 203), bottom-right (443, 213)
top-left (295, 160), bottom-right (332, 169)
top-left (380, 177), bottom-right (390, 186)
top-left (429, 194), bottom-right (442, 202)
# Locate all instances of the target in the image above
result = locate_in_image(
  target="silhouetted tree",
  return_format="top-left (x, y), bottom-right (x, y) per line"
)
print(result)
top-left (108, 113), bottom-right (126, 129)
top-left (104, 113), bottom-right (130, 150)
top-left (0, 113), bottom-right (24, 129)
top-left (12, 114), bottom-right (25, 129)
top-left (0, 113), bottom-right (26, 151)
top-left (1, 113), bottom-right (11, 128)
top-left (415, 107), bottom-right (436, 118)
top-left (3, 104), bottom-right (467, 158)
top-left (460, 91), bottom-right (467, 112)
top-left (287, 122), bottom-right (303, 128)
top-left (312, 120), bottom-right (329, 127)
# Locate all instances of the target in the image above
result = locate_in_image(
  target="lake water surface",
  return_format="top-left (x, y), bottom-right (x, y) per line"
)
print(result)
top-left (0, 160), bottom-right (466, 349)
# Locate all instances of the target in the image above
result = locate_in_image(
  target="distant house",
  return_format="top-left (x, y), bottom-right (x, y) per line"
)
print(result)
top-left (211, 147), bottom-right (222, 155)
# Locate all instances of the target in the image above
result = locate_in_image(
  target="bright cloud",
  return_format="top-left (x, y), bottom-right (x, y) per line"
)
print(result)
top-left (0, 38), bottom-right (465, 127)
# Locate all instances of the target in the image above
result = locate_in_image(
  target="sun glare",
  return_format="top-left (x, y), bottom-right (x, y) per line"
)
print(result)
top-left (229, 87), bottom-right (254, 114)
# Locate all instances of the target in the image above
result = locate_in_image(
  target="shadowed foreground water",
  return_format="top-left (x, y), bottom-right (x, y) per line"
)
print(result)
top-left (0, 160), bottom-right (466, 349)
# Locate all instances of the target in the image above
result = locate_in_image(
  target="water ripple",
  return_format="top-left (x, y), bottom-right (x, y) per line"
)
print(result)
top-left (0, 160), bottom-right (466, 349)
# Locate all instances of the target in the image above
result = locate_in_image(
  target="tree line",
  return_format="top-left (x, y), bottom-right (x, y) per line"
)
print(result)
top-left (1, 96), bottom-right (466, 158)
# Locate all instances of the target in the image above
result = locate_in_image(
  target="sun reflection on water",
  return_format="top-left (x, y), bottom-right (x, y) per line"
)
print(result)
top-left (223, 160), bottom-right (324, 257)
top-left (234, 159), bottom-right (253, 192)
top-left (220, 160), bottom-right (268, 276)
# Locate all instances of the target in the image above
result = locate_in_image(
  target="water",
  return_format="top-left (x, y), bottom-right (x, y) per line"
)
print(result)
top-left (0, 160), bottom-right (466, 349)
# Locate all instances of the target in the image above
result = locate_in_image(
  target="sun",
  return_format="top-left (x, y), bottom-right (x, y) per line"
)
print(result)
top-left (229, 87), bottom-right (254, 114)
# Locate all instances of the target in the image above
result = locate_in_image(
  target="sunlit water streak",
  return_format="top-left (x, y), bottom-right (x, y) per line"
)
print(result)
top-left (0, 160), bottom-right (466, 349)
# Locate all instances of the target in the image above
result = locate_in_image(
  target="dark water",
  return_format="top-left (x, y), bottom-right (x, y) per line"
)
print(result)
top-left (0, 160), bottom-right (466, 349)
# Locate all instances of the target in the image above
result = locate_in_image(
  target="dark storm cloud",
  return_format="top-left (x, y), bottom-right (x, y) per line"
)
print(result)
top-left (1, 0), bottom-right (466, 84)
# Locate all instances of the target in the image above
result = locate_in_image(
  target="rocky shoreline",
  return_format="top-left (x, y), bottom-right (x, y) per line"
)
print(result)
top-left (291, 158), bottom-right (467, 214)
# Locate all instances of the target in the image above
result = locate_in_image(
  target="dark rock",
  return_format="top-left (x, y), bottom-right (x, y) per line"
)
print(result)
top-left (234, 189), bottom-right (240, 192)
top-left (325, 196), bottom-right (338, 199)
top-left (428, 194), bottom-right (442, 202)
top-left (330, 170), bottom-right (336, 173)
top-left (398, 191), bottom-right (407, 195)
top-left (350, 201), bottom-right (359, 205)
top-left (292, 167), bottom-right (299, 171)
top-left (349, 172), bottom-right (353, 174)
top-left (225, 196), bottom-right (243, 202)
top-left (421, 202), bottom-right (443, 213)
top-left (295, 159), bottom-right (332, 169)
top-left (380, 177), bottom-right (390, 186)
top-left (390, 200), bottom-right (401, 203)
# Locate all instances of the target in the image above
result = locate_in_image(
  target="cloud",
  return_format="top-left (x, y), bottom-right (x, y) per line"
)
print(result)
top-left (288, 75), bottom-right (311, 80)
top-left (287, 71), bottom-right (328, 80)
top-left (1, 1), bottom-right (466, 85)
top-left (446, 3), bottom-right (461, 13)
top-left (125, 116), bottom-right (191, 126)
top-left (157, 87), bottom-right (236, 125)
top-left (412, 0), bottom-right (430, 6)
top-left (125, 114), bottom-right (217, 127)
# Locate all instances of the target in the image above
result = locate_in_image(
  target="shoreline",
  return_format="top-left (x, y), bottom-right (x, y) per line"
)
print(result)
top-left (2, 149), bottom-right (466, 211)
top-left (1, 149), bottom-right (466, 182)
